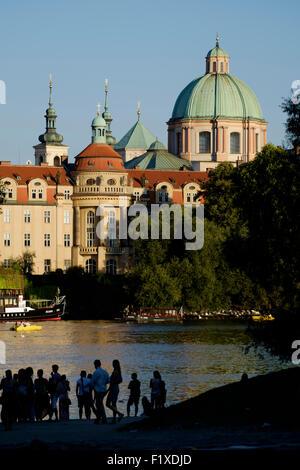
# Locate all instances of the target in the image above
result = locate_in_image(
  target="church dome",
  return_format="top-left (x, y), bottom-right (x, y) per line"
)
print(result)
top-left (206, 46), bottom-right (229, 57)
top-left (171, 73), bottom-right (263, 122)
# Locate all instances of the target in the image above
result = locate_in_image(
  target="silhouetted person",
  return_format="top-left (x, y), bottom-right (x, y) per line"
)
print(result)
top-left (127, 373), bottom-right (141, 417)
top-left (25, 367), bottom-right (35, 422)
top-left (87, 373), bottom-right (97, 417)
top-left (0, 370), bottom-right (16, 431)
top-left (106, 360), bottom-right (124, 424)
top-left (16, 368), bottom-right (27, 422)
top-left (76, 371), bottom-right (91, 419)
top-left (48, 364), bottom-right (61, 422)
top-left (92, 360), bottom-right (110, 424)
top-left (34, 369), bottom-right (50, 421)
top-left (57, 374), bottom-right (70, 421)
top-left (150, 371), bottom-right (163, 410)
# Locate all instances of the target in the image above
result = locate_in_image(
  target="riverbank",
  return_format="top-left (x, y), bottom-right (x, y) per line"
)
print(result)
top-left (1, 368), bottom-right (300, 452)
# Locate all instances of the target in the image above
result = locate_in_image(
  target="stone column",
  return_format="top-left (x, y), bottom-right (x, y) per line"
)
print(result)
top-left (264, 129), bottom-right (267, 146)
top-left (223, 127), bottom-right (227, 154)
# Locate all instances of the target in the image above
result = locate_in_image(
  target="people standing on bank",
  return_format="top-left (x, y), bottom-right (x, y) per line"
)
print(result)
top-left (106, 360), bottom-right (124, 424)
top-left (127, 373), bottom-right (141, 417)
top-left (92, 360), bottom-right (110, 424)
top-left (34, 369), bottom-right (50, 421)
top-left (0, 370), bottom-right (16, 431)
top-left (76, 371), bottom-right (91, 419)
top-left (57, 374), bottom-right (70, 421)
top-left (48, 364), bottom-right (61, 422)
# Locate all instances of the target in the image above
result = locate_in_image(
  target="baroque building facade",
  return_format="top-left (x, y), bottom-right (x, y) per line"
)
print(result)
top-left (0, 40), bottom-right (267, 274)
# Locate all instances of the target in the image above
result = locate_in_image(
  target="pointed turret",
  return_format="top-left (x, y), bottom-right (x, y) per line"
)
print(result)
top-left (102, 79), bottom-right (117, 146)
top-left (115, 102), bottom-right (156, 163)
top-left (34, 74), bottom-right (69, 166)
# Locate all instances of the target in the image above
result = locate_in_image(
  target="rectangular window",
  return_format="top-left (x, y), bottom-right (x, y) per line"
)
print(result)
top-left (64, 259), bottom-right (71, 271)
top-left (3, 259), bottom-right (11, 268)
top-left (24, 210), bottom-right (31, 223)
top-left (186, 192), bottom-right (191, 202)
top-left (4, 233), bottom-right (10, 247)
top-left (7, 188), bottom-right (13, 199)
top-left (255, 133), bottom-right (259, 153)
top-left (44, 211), bottom-right (51, 223)
top-left (64, 190), bottom-right (71, 200)
top-left (64, 210), bottom-right (71, 224)
top-left (87, 228), bottom-right (95, 247)
top-left (44, 259), bottom-right (51, 273)
top-left (64, 234), bottom-right (70, 247)
top-left (32, 188), bottom-right (37, 199)
top-left (38, 189), bottom-right (43, 199)
top-left (4, 209), bottom-right (11, 223)
top-left (24, 233), bottom-right (30, 247)
top-left (134, 191), bottom-right (140, 201)
top-left (44, 234), bottom-right (51, 247)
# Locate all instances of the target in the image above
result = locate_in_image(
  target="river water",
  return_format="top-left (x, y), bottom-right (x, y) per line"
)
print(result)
top-left (0, 320), bottom-right (288, 419)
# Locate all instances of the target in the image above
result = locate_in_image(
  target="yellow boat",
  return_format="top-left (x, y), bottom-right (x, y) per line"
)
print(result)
top-left (10, 323), bottom-right (42, 332)
top-left (252, 314), bottom-right (275, 322)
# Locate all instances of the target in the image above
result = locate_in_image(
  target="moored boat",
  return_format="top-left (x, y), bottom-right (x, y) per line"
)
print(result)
top-left (125, 306), bottom-right (183, 323)
top-left (0, 289), bottom-right (66, 322)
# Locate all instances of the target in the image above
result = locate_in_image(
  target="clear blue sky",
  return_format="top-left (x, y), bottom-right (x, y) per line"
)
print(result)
top-left (0, 0), bottom-right (299, 164)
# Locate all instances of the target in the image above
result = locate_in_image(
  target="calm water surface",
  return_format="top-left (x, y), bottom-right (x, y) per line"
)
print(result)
top-left (0, 320), bottom-right (288, 418)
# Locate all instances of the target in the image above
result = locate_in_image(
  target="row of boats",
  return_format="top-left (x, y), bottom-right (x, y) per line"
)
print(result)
top-left (0, 289), bottom-right (275, 328)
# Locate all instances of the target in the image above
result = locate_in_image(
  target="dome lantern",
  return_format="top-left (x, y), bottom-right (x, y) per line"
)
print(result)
top-left (205, 35), bottom-right (230, 74)
top-left (91, 104), bottom-right (106, 143)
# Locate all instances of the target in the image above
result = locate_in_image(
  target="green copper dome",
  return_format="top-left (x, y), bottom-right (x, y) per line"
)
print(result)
top-left (170, 73), bottom-right (264, 122)
top-left (125, 138), bottom-right (192, 170)
top-left (92, 114), bottom-right (106, 127)
top-left (207, 46), bottom-right (229, 57)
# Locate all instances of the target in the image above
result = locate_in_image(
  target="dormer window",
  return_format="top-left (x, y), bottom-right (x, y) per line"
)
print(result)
top-left (32, 188), bottom-right (37, 199)
top-left (38, 189), bottom-right (43, 199)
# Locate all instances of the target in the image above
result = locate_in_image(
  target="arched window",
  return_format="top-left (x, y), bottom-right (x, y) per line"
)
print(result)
top-left (213, 62), bottom-right (216, 72)
top-left (199, 132), bottom-right (211, 153)
top-left (54, 156), bottom-right (60, 166)
top-left (106, 259), bottom-right (116, 275)
top-left (86, 211), bottom-right (95, 247)
top-left (85, 259), bottom-right (96, 274)
top-left (102, 129), bottom-right (105, 136)
top-left (98, 129), bottom-right (101, 136)
top-left (230, 132), bottom-right (240, 154)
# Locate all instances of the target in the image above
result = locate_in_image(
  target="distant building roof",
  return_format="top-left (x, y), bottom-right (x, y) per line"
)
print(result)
top-left (0, 164), bottom-right (72, 186)
top-left (115, 118), bottom-right (155, 150)
top-left (125, 139), bottom-right (193, 170)
top-left (127, 169), bottom-right (209, 189)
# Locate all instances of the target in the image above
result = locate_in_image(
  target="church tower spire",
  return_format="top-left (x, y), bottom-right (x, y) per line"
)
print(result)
top-left (34, 74), bottom-right (69, 166)
top-left (102, 79), bottom-right (117, 146)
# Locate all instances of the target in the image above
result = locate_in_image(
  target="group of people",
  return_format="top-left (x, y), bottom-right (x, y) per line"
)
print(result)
top-left (0, 359), bottom-right (167, 430)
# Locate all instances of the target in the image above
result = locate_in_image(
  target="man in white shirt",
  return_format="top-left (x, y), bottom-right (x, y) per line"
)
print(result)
top-left (92, 359), bottom-right (110, 424)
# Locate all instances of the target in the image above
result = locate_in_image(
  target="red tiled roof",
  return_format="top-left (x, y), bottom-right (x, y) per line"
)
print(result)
top-left (0, 165), bottom-right (72, 186)
top-left (74, 143), bottom-right (124, 171)
top-left (127, 169), bottom-right (209, 188)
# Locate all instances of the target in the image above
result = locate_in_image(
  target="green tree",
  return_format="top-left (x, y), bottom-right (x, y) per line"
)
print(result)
top-left (281, 97), bottom-right (300, 149)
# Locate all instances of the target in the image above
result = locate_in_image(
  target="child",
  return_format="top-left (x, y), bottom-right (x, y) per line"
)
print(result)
top-left (127, 373), bottom-right (141, 417)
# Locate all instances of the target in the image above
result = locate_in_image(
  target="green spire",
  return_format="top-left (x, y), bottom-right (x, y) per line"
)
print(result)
top-left (102, 79), bottom-right (117, 146)
top-left (38, 74), bottom-right (64, 145)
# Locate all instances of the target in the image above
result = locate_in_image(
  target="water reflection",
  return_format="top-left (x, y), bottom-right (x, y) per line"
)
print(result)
top-left (0, 320), bottom-right (288, 418)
